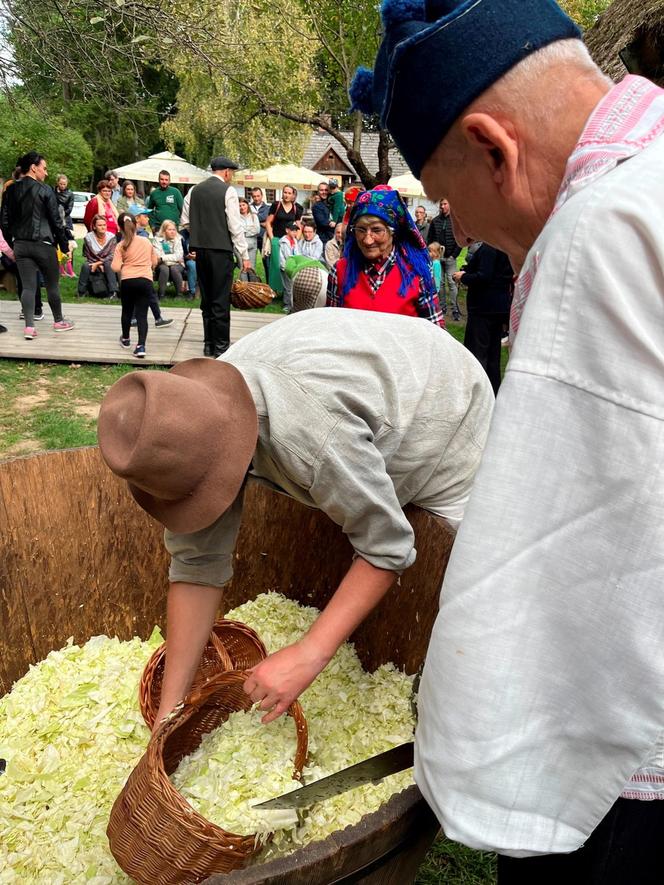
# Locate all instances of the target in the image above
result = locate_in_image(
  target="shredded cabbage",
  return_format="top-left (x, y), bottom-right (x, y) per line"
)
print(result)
top-left (0, 594), bottom-right (415, 881)
top-left (0, 628), bottom-right (164, 884)
top-left (225, 593), bottom-right (416, 862)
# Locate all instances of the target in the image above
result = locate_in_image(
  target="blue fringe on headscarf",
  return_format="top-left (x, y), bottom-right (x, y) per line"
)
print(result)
top-left (341, 187), bottom-right (436, 301)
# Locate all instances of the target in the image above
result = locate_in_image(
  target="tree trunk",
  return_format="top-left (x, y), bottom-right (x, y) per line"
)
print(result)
top-left (376, 128), bottom-right (392, 185)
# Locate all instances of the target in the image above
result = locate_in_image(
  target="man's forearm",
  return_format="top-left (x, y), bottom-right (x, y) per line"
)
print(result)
top-left (243, 556), bottom-right (397, 723)
top-left (157, 581), bottom-right (223, 722)
top-left (301, 557), bottom-right (396, 663)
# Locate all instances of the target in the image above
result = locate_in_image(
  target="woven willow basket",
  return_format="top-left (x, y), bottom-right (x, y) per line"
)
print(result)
top-left (230, 280), bottom-right (276, 309)
top-left (108, 671), bottom-right (309, 884)
top-left (140, 619), bottom-right (268, 729)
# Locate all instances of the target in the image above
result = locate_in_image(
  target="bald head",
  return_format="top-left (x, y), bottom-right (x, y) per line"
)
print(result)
top-left (421, 39), bottom-right (612, 271)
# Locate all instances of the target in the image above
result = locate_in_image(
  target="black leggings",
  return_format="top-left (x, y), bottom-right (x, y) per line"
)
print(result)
top-left (13, 240), bottom-right (63, 326)
top-left (120, 277), bottom-right (151, 345)
top-left (497, 798), bottom-right (664, 885)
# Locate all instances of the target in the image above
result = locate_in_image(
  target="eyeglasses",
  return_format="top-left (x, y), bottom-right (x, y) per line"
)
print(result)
top-left (354, 225), bottom-right (391, 240)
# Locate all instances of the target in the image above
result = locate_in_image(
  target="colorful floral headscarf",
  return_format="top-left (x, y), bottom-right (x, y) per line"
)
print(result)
top-left (343, 186), bottom-right (435, 300)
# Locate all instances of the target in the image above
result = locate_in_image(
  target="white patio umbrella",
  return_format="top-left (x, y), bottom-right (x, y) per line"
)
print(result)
top-left (387, 172), bottom-right (426, 197)
top-left (112, 151), bottom-right (211, 185)
top-left (234, 163), bottom-right (328, 191)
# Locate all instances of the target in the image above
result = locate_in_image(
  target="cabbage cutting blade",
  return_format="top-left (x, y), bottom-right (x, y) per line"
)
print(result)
top-left (254, 741), bottom-right (414, 809)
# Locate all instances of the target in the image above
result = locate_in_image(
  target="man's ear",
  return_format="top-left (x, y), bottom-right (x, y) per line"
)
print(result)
top-left (458, 112), bottom-right (519, 196)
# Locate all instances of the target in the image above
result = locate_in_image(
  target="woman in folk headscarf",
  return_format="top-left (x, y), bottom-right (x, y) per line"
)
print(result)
top-left (326, 186), bottom-right (444, 326)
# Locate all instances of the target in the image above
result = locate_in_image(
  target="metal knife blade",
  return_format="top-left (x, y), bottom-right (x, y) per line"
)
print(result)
top-left (254, 741), bottom-right (414, 810)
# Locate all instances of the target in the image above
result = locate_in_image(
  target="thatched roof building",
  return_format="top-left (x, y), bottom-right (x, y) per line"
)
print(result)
top-left (586, 0), bottom-right (664, 86)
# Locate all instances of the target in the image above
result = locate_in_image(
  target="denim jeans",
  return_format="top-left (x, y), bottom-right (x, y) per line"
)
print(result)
top-left (185, 259), bottom-right (197, 295)
top-left (157, 262), bottom-right (184, 298)
top-left (441, 255), bottom-right (460, 318)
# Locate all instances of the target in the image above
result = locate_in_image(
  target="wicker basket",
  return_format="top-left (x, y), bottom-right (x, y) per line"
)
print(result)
top-left (230, 280), bottom-right (276, 309)
top-left (140, 619), bottom-right (268, 730)
top-left (108, 671), bottom-right (308, 884)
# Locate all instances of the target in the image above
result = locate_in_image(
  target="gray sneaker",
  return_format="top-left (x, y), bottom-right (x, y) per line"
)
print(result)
top-left (155, 317), bottom-right (173, 328)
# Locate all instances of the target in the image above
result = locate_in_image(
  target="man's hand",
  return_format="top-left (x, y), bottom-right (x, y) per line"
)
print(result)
top-left (452, 271), bottom-right (464, 283)
top-left (242, 259), bottom-right (252, 272)
top-left (244, 558), bottom-right (396, 725)
top-left (243, 638), bottom-right (330, 724)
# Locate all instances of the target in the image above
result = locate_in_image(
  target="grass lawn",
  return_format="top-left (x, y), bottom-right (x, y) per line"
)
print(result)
top-left (0, 243), bottom-right (501, 883)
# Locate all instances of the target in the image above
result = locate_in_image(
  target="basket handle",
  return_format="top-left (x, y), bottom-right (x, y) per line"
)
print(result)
top-left (184, 670), bottom-right (252, 709)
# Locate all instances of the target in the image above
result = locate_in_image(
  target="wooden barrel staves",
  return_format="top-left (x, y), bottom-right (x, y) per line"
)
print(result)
top-left (0, 448), bottom-right (455, 884)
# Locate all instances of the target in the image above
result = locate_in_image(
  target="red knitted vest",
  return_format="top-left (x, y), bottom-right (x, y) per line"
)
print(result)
top-left (335, 258), bottom-right (419, 318)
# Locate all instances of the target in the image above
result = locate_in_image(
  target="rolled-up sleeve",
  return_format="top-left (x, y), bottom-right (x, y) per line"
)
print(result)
top-left (164, 489), bottom-right (244, 587)
top-left (307, 419), bottom-right (416, 573)
top-left (225, 187), bottom-right (249, 261)
top-left (180, 190), bottom-right (191, 228)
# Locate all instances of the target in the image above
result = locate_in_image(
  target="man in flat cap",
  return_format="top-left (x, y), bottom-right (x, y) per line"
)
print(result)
top-left (181, 157), bottom-right (251, 356)
top-left (98, 309), bottom-right (493, 733)
top-left (353, 0), bottom-right (664, 879)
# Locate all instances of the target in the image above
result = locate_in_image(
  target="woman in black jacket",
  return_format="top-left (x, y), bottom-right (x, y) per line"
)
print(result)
top-left (1, 151), bottom-right (74, 338)
top-left (454, 243), bottom-right (513, 394)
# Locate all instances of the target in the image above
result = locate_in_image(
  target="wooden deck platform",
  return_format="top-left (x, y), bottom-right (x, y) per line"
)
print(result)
top-left (0, 303), bottom-right (282, 365)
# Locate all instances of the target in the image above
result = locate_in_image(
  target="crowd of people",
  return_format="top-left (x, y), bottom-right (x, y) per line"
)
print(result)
top-left (0, 145), bottom-right (509, 377)
top-left (6, 3), bottom-right (664, 883)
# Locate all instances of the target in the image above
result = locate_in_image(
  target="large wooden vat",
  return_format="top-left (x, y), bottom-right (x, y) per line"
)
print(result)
top-left (0, 448), bottom-right (454, 884)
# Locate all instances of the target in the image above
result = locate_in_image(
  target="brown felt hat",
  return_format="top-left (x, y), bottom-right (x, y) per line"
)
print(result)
top-left (97, 358), bottom-right (258, 533)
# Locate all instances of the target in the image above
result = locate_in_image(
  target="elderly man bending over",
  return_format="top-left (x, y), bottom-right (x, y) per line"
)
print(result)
top-left (353, 0), bottom-right (664, 880)
top-left (98, 309), bottom-right (493, 728)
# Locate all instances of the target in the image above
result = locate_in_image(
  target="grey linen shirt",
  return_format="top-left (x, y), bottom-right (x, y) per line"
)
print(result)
top-left (166, 310), bottom-right (494, 587)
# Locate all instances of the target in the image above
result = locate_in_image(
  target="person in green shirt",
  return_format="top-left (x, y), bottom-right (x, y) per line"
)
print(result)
top-left (145, 170), bottom-right (184, 230)
top-left (328, 179), bottom-right (345, 224)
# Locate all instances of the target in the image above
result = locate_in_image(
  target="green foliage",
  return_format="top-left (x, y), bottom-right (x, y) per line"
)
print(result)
top-left (160, 0), bottom-right (320, 167)
top-left (560, 0), bottom-right (612, 30)
top-left (0, 96), bottom-right (93, 186)
top-left (3, 0), bottom-right (391, 185)
top-left (4, 0), bottom-right (177, 180)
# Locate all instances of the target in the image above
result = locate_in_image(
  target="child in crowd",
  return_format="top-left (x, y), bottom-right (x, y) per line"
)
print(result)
top-left (127, 205), bottom-right (173, 329)
top-left (428, 241), bottom-right (445, 310)
top-left (111, 214), bottom-right (158, 358)
top-left (58, 239), bottom-right (77, 278)
top-left (131, 206), bottom-right (155, 240)
top-left (279, 221), bottom-right (300, 314)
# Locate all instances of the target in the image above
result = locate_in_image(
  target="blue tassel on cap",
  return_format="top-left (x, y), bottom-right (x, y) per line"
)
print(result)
top-left (349, 67), bottom-right (375, 115)
top-left (381, 0), bottom-right (426, 28)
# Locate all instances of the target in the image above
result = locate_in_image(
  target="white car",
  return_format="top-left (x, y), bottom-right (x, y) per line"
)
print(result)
top-left (71, 191), bottom-right (94, 223)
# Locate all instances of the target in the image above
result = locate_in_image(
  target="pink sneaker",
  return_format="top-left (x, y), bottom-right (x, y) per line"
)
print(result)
top-left (24, 326), bottom-right (37, 340)
top-left (53, 319), bottom-right (75, 332)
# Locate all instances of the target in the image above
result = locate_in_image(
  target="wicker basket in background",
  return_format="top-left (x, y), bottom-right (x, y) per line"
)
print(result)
top-left (140, 619), bottom-right (268, 729)
top-left (108, 671), bottom-right (309, 884)
top-left (231, 279), bottom-right (276, 309)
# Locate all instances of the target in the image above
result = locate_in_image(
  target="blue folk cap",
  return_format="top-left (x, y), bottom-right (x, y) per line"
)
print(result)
top-left (350, 0), bottom-right (581, 178)
top-left (128, 204), bottom-right (152, 216)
